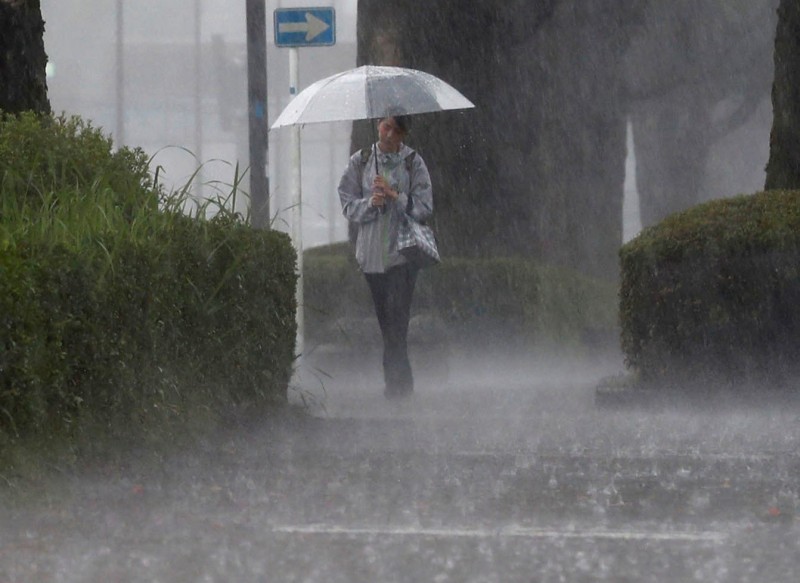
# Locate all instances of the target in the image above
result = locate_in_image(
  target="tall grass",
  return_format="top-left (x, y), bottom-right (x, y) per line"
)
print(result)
top-left (0, 111), bottom-right (297, 446)
top-left (1, 112), bottom-right (255, 273)
top-left (2, 112), bottom-right (161, 251)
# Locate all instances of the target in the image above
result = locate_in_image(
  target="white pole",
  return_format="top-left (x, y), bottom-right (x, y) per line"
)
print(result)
top-left (289, 47), bottom-right (304, 363)
top-left (328, 123), bottom-right (336, 244)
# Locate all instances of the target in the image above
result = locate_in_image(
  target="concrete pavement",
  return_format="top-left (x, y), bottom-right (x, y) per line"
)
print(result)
top-left (1, 355), bottom-right (798, 582)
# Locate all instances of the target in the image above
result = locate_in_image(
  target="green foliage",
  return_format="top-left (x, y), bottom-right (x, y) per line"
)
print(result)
top-left (620, 190), bottom-right (800, 386)
top-left (0, 112), bottom-right (297, 440)
top-left (304, 244), bottom-right (618, 352)
top-left (0, 111), bottom-right (158, 253)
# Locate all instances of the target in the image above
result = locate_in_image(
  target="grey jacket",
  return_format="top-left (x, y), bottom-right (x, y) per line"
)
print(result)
top-left (338, 143), bottom-right (433, 273)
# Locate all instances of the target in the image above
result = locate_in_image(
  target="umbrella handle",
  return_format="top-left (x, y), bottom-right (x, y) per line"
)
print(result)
top-left (373, 140), bottom-right (387, 214)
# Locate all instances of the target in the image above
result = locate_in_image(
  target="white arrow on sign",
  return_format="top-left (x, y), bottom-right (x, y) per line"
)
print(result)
top-left (278, 12), bottom-right (330, 42)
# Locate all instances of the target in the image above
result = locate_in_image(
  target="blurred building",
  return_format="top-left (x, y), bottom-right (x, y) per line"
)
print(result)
top-left (41, 0), bottom-right (357, 248)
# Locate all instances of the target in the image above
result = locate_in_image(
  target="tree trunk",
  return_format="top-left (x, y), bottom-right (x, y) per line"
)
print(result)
top-left (626, 0), bottom-right (777, 227)
top-left (0, 0), bottom-right (50, 115)
top-left (765, 0), bottom-right (800, 190)
top-left (526, 3), bottom-right (628, 278)
top-left (632, 91), bottom-right (712, 228)
top-left (356, 0), bottom-right (634, 280)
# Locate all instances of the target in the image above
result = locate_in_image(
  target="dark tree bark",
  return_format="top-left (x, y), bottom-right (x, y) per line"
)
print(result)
top-left (0, 0), bottom-right (50, 115)
top-left (354, 0), bottom-right (531, 265)
top-left (625, 0), bottom-right (777, 227)
top-left (765, 0), bottom-right (800, 190)
top-left (356, 0), bottom-right (636, 280)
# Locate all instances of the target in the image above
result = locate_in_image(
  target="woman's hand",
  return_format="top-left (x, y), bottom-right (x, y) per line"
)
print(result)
top-left (370, 192), bottom-right (385, 207)
top-left (373, 175), bottom-right (398, 201)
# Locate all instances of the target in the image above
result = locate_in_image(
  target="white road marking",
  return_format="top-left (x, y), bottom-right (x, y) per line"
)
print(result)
top-left (272, 524), bottom-right (726, 543)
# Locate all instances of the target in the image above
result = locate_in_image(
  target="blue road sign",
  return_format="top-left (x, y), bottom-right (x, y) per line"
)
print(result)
top-left (274, 8), bottom-right (336, 48)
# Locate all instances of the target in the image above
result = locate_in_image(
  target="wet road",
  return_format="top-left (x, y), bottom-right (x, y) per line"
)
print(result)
top-left (1, 357), bottom-right (799, 582)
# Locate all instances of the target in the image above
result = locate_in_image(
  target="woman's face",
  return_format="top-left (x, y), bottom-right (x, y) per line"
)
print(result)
top-left (377, 117), bottom-right (405, 152)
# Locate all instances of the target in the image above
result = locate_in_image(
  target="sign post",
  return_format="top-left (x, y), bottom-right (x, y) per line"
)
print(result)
top-left (273, 7), bottom-right (336, 371)
top-left (289, 47), bottom-right (303, 362)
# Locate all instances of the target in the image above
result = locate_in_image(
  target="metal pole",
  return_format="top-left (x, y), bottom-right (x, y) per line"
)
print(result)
top-left (194, 0), bottom-right (204, 199)
top-left (289, 47), bottom-right (304, 361)
top-left (246, 0), bottom-right (269, 227)
top-left (115, 0), bottom-right (125, 146)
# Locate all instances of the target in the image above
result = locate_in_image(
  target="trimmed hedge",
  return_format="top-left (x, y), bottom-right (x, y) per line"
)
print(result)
top-left (1, 112), bottom-right (297, 438)
top-left (1, 220), bottom-right (297, 438)
top-left (620, 190), bottom-right (800, 386)
top-left (304, 243), bottom-right (618, 353)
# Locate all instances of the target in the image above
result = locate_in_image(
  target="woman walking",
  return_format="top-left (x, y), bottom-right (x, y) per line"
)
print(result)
top-left (337, 114), bottom-right (434, 398)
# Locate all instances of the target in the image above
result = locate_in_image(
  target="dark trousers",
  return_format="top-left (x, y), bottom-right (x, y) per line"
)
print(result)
top-left (365, 264), bottom-right (419, 393)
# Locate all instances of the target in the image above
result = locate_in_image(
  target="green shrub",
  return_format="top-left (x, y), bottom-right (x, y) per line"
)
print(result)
top-left (140, 215), bottom-right (297, 407)
top-left (620, 190), bottom-right (800, 387)
top-left (304, 244), bottom-right (618, 353)
top-left (0, 111), bottom-right (157, 244)
top-left (0, 112), bottom-right (297, 439)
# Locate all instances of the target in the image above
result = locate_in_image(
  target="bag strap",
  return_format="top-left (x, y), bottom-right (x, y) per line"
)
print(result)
top-left (404, 151), bottom-right (416, 214)
top-left (404, 151), bottom-right (416, 173)
top-left (356, 148), bottom-right (371, 196)
top-left (359, 147), bottom-right (371, 167)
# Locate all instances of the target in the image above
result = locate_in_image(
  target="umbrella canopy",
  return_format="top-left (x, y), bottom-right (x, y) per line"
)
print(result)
top-left (271, 65), bottom-right (475, 128)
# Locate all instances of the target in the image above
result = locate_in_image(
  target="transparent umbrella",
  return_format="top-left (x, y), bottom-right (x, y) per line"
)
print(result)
top-left (271, 65), bottom-right (475, 128)
top-left (270, 66), bottom-right (473, 372)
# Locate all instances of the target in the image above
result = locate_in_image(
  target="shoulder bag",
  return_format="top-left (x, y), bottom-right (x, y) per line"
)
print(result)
top-left (398, 214), bottom-right (440, 269)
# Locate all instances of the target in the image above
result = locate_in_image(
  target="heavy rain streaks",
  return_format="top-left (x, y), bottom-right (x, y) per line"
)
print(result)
top-left (3, 353), bottom-right (800, 581)
top-left (3, 0), bottom-right (797, 581)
